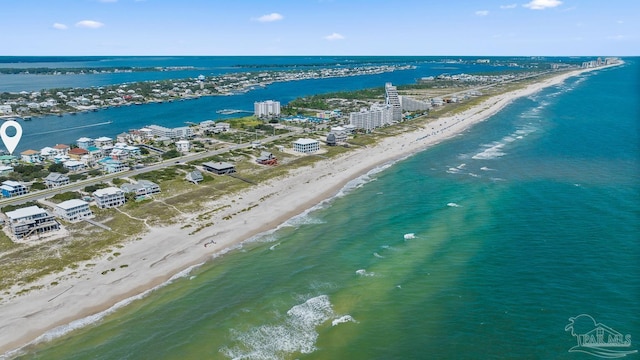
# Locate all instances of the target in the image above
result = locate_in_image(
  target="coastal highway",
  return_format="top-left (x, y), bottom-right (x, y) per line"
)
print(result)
top-left (0, 131), bottom-right (299, 208)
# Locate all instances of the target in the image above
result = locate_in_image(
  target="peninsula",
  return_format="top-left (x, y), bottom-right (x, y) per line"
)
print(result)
top-left (0, 60), bottom-right (623, 357)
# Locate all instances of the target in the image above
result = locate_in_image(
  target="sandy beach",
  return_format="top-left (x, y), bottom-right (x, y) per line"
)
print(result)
top-left (0, 64), bottom-right (619, 357)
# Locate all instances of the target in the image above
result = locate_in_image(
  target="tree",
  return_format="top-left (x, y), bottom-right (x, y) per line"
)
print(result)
top-left (48, 163), bottom-right (69, 174)
top-left (161, 149), bottom-right (181, 160)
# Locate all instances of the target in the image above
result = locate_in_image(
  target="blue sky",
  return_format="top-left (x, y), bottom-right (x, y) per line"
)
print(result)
top-left (2, 0), bottom-right (637, 56)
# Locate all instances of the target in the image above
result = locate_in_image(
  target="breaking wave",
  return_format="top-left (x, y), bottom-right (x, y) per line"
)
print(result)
top-left (220, 295), bottom-right (335, 359)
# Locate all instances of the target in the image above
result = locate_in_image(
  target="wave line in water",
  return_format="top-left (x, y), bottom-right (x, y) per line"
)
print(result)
top-left (24, 121), bottom-right (112, 137)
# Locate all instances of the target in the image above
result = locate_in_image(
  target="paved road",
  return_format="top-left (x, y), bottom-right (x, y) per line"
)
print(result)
top-left (0, 131), bottom-right (299, 208)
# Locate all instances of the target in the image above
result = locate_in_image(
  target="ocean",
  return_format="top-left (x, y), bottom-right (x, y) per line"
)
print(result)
top-left (9, 58), bottom-right (640, 359)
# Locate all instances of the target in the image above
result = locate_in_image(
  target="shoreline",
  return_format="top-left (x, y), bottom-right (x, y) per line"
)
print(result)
top-left (0, 63), bottom-right (622, 357)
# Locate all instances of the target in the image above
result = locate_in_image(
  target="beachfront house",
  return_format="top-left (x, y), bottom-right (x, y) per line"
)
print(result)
top-left (53, 199), bottom-right (93, 222)
top-left (0, 180), bottom-right (28, 198)
top-left (44, 172), bottom-right (70, 188)
top-left (256, 152), bottom-right (277, 165)
top-left (202, 161), bottom-right (236, 175)
top-left (5, 205), bottom-right (60, 239)
top-left (293, 138), bottom-right (320, 154)
top-left (120, 180), bottom-right (161, 198)
top-left (93, 187), bottom-right (126, 209)
top-left (185, 170), bottom-right (204, 184)
top-left (94, 136), bottom-right (113, 148)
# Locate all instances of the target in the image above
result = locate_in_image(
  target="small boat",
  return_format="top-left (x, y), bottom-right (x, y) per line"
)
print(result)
top-left (23, 116), bottom-right (32, 121)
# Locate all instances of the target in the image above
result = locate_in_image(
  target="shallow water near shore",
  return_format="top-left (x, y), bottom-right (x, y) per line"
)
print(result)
top-left (12, 61), bottom-right (640, 359)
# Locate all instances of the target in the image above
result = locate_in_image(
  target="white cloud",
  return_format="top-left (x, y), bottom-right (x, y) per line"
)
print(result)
top-left (254, 13), bottom-right (284, 23)
top-left (500, 4), bottom-right (517, 9)
top-left (324, 33), bottom-right (345, 41)
top-left (475, 10), bottom-right (489, 16)
top-left (523, 0), bottom-right (562, 10)
top-left (75, 20), bottom-right (105, 29)
top-left (53, 23), bottom-right (68, 30)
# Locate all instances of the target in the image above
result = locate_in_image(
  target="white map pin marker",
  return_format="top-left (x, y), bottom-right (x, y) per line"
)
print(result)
top-left (0, 120), bottom-right (23, 155)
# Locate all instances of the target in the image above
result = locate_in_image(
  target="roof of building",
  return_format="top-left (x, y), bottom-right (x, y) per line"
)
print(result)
top-left (6, 205), bottom-right (47, 220)
top-left (2, 180), bottom-right (22, 187)
top-left (53, 144), bottom-right (70, 149)
top-left (56, 199), bottom-right (89, 210)
top-left (45, 172), bottom-right (69, 181)
top-left (77, 137), bottom-right (93, 142)
top-left (20, 149), bottom-right (39, 155)
top-left (294, 138), bottom-right (319, 145)
top-left (94, 187), bottom-right (124, 197)
top-left (69, 147), bottom-right (89, 155)
top-left (95, 136), bottom-right (112, 142)
top-left (202, 161), bottom-right (235, 170)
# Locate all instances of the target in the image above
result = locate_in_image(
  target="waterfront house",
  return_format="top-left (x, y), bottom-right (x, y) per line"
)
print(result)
top-left (175, 140), bottom-right (190, 153)
top-left (44, 172), bottom-right (70, 188)
top-left (68, 147), bottom-right (89, 160)
top-left (76, 137), bottom-right (94, 150)
top-left (52, 144), bottom-right (70, 156)
top-left (116, 132), bottom-right (129, 144)
top-left (0, 180), bottom-right (28, 198)
top-left (54, 199), bottom-right (93, 222)
top-left (256, 152), bottom-right (277, 165)
top-left (20, 149), bottom-right (41, 164)
top-left (5, 205), bottom-right (60, 239)
top-left (94, 136), bottom-right (113, 148)
top-left (293, 138), bottom-right (320, 154)
top-left (120, 180), bottom-right (160, 198)
top-left (202, 161), bottom-right (236, 175)
top-left (186, 170), bottom-right (204, 184)
top-left (40, 147), bottom-right (57, 160)
top-left (93, 187), bottom-right (126, 209)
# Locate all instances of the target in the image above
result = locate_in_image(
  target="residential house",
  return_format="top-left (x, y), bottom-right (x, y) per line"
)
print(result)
top-left (94, 136), bottom-right (113, 148)
top-left (68, 147), bottom-right (89, 160)
top-left (5, 205), bottom-right (60, 239)
top-left (54, 199), bottom-right (93, 222)
top-left (175, 140), bottom-right (190, 153)
top-left (44, 172), bottom-right (70, 188)
top-left (256, 152), bottom-right (277, 165)
top-left (98, 158), bottom-right (126, 173)
top-left (76, 137), bottom-right (94, 150)
top-left (52, 144), bottom-right (70, 156)
top-left (202, 161), bottom-right (236, 175)
top-left (185, 170), bottom-right (204, 184)
top-left (63, 160), bottom-right (85, 172)
top-left (20, 149), bottom-right (41, 163)
top-left (93, 187), bottom-right (126, 209)
top-left (0, 165), bottom-right (13, 176)
top-left (120, 180), bottom-right (160, 198)
top-left (293, 138), bottom-right (320, 154)
top-left (40, 147), bottom-right (57, 161)
top-left (0, 180), bottom-right (28, 198)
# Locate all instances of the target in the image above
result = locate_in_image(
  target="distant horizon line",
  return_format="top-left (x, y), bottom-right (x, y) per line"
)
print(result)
top-left (0, 54), bottom-right (634, 58)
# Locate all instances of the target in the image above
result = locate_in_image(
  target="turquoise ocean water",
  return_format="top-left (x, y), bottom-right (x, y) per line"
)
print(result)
top-left (10, 60), bottom-right (640, 359)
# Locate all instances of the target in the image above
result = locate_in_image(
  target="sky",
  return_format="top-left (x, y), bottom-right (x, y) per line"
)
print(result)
top-left (1, 0), bottom-right (638, 56)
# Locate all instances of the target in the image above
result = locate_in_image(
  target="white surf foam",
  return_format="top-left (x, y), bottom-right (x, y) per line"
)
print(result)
top-left (447, 203), bottom-right (461, 208)
top-left (403, 233), bottom-right (415, 240)
top-left (332, 315), bottom-right (357, 326)
top-left (220, 295), bottom-right (334, 359)
top-left (356, 269), bottom-right (375, 277)
top-left (373, 252), bottom-right (384, 258)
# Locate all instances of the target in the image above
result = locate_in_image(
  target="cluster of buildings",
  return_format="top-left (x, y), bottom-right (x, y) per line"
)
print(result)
top-left (347, 82), bottom-right (430, 132)
top-left (254, 100), bottom-right (281, 118)
top-left (581, 57), bottom-right (620, 68)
